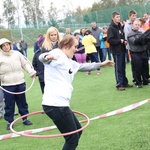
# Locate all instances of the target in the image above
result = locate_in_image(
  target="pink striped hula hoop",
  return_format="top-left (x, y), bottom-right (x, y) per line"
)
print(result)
top-left (10, 110), bottom-right (90, 138)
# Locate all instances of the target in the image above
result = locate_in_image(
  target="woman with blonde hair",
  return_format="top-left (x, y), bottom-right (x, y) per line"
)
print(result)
top-left (41, 26), bottom-right (62, 53)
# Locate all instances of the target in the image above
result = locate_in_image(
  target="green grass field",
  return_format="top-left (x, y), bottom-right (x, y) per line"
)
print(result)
top-left (0, 49), bottom-right (150, 150)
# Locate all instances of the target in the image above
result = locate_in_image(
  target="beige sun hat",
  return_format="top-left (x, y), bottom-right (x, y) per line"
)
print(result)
top-left (0, 38), bottom-right (12, 46)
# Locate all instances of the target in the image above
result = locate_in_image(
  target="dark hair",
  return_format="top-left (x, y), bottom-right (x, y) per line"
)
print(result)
top-left (38, 34), bottom-right (43, 37)
top-left (128, 10), bottom-right (137, 17)
top-left (112, 12), bottom-right (120, 18)
top-left (74, 32), bottom-right (79, 36)
top-left (59, 35), bottom-right (76, 49)
top-left (0, 42), bottom-right (12, 49)
top-left (38, 36), bottom-right (45, 47)
top-left (80, 28), bottom-right (85, 35)
top-left (84, 29), bottom-right (91, 35)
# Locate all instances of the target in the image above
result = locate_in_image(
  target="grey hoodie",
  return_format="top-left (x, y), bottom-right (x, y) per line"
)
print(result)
top-left (91, 26), bottom-right (102, 47)
top-left (124, 20), bottom-right (132, 50)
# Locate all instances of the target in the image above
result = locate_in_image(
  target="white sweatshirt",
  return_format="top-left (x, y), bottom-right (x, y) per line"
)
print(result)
top-left (39, 48), bottom-right (100, 107)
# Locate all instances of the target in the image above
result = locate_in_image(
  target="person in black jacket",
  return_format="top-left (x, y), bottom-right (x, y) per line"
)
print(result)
top-left (127, 20), bottom-right (150, 88)
top-left (107, 12), bottom-right (133, 91)
top-left (32, 36), bottom-right (46, 94)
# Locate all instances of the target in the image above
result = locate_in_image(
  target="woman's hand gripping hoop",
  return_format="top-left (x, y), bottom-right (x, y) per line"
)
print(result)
top-left (10, 110), bottom-right (90, 138)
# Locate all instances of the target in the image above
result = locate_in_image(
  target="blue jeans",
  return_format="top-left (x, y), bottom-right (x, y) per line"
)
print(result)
top-left (102, 48), bottom-right (112, 61)
top-left (43, 106), bottom-right (82, 150)
top-left (22, 49), bottom-right (27, 57)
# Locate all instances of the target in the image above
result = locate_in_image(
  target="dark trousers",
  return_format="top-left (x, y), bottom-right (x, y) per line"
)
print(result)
top-left (130, 52), bottom-right (149, 85)
top-left (113, 52), bottom-right (128, 87)
top-left (87, 52), bottom-right (100, 71)
top-left (96, 46), bottom-right (103, 62)
top-left (3, 83), bottom-right (29, 123)
top-left (87, 52), bottom-right (99, 63)
top-left (43, 106), bottom-right (82, 150)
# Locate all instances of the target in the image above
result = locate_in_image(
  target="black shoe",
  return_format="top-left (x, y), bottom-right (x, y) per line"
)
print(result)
top-left (6, 123), bottom-right (13, 130)
top-left (23, 120), bottom-right (33, 125)
top-left (6, 124), bottom-right (10, 130)
top-left (143, 81), bottom-right (150, 85)
top-left (143, 83), bottom-right (149, 85)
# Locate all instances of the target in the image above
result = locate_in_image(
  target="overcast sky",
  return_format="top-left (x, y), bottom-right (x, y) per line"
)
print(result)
top-left (0, 0), bottom-right (96, 16)
top-left (40, 0), bottom-right (96, 19)
top-left (41, 0), bottom-right (96, 10)
top-left (0, 0), bottom-right (97, 19)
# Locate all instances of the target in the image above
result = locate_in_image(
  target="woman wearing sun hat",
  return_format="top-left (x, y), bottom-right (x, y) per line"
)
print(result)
top-left (0, 38), bottom-right (36, 130)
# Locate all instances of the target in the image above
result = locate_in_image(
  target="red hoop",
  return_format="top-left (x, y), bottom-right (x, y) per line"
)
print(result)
top-left (10, 110), bottom-right (90, 138)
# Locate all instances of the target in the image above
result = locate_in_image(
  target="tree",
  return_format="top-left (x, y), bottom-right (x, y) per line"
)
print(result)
top-left (91, 1), bottom-right (102, 11)
top-left (21, 0), bottom-right (44, 28)
top-left (73, 6), bottom-right (87, 24)
top-left (0, 17), bottom-right (4, 29)
top-left (83, 14), bottom-right (90, 23)
top-left (48, 18), bottom-right (59, 28)
top-left (3, 0), bottom-right (16, 28)
top-left (46, 2), bottom-right (60, 28)
top-left (47, 2), bottom-right (58, 20)
top-left (91, 0), bottom-right (116, 11)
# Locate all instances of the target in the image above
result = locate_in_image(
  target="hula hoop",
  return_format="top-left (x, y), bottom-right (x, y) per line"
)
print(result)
top-left (10, 110), bottom-right (90, 138)
top-left (0, 78), bottom-right (35, 95)
top-left (0, 55), bottom-right (35, 94)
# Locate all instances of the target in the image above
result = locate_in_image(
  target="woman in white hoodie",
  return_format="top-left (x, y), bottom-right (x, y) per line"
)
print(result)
top-left (0, 38), bottom-right (36, 130)
top-left (39, 35), bottom-right (114, 150)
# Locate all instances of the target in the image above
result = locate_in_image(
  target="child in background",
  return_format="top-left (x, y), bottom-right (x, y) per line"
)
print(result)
top-left (82, 29), bottom-right (100, 75)
top-left (74, 32), bottom-right (86, 63)
top-left (99, 26), bottom-right (112, 61)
